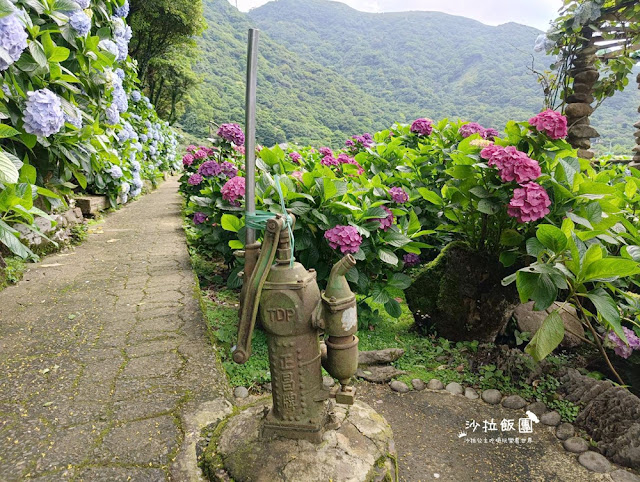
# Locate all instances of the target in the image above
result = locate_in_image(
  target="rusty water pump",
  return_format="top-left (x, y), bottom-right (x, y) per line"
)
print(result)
top-left (233, 214), bottom-right (359, 443)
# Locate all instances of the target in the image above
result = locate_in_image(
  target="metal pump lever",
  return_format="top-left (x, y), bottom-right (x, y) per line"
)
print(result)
top-left (232, 217), bottom-right (282, 364)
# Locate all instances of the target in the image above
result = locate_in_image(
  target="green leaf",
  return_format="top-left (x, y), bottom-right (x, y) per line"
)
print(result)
top-left (417, 188), bottom-right (443, 206)
top-left (322, 178), bottom-right (338, 200)
top-left (526, 237), bottom-right (546, 257)
top-left (384, 298), bottom-right (403, 318)
top-left (221, 214), bottom-right (243, 233)
top-left (407, 210), bottom-right (421, 236)
top-left (582, 258), bottom-right (640, 282)
top-left (73, 171), bottom-right (87, 189)
top-left (525, 311), bottom-right (564, 362)
top-left (19, 163), bottom-right (36, 184)
top-left (0, 151), bottom-right (19, 184)
top-left (371, 285), bottom-right (391, 304)
top-left (387, 273), bottom-right (412, 290)
top-left (621, 245), bottom-right (640, 262)
top-left (0, 124), bottom-right (20, 138)
top-left (500, 229), bottom-right (524, 247)
top-left (557, 157), bottom-right (580, 187)
top-left (29, 41), bottom-right (48, 68)
top-left (0, 219), bottom-right (35, 259)
top-left (536, 224), bottom-right (567, 253)
top-left (382, 231), bottom-right (412, 248)
top-left (516, 270), bottom-right (557, 310)
top-left (477, 199), bottom-right (500, 215)
top-left (499, 251), bottom-right (518, 267)
top-left (229, 240), bottom-right (244, 249)
top-left (378, 248), bottom-right (398, 266)
top-left (584, 289), bottom-right (620, 327)
top-left (48, 46), bottom-right (70, 63)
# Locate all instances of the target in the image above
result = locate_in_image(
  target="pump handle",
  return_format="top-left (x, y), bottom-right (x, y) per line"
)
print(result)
top-left (233, 216), bottom-right (283, 364)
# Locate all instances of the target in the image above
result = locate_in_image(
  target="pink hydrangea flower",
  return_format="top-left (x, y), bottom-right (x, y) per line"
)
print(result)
top-left (410, 118), bottom-right (433, 136)
top-left (188, 174), bottom-right (203, 186)
top-left (289, 152), bottom-right (302, 163)
top-left (337, 153), bottom-right (364, 174)
top-left (507, 182), bottom-right (551, 223)
top-left (481, 145), bottom-right (541, 184)
top-left (376, 206), bottom-right (394, 231)
top-left (608, 327), bottom-right (640, 359)
top-left (403, 253), bottom-right (420, 267)
top-left (459, 122), bottom-right (485, 138)
top-left (217, 123), bottom-right (245, 145)
top-left (529, 109), bottom-right (568, 140)
top-left (321, 155), bottom-right (339, 167)
top-left (194, 149), bottom-right (208, 160)
top-left (182, 153), bottom-right (194, 167)
top-left (291, 171), bottom-right (304, 182)
top-left (324, 225), bottom-right (362, 254)
top-left (483, 128), bottom-right (499, 140)
top-left (319, 147), bottom-right (333, 157)
top-left (390, 187), bottom-right (409, 203)
top-left (186, 145), bottom-right (197, 152)
top-left (233, 145), bottom-right (245, 155)
top-left (221, 176), bottom-right (245, 205)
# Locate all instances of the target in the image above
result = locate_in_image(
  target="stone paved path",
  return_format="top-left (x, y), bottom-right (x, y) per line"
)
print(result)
top-left (0, 179), bottom-right (229, 481)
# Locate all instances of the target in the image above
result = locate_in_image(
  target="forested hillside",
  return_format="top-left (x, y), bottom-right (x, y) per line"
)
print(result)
top-left (179, 0), bottom-right (639, 151)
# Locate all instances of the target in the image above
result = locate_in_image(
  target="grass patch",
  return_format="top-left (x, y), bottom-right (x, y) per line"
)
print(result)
top-left (0, 257), bottom-right (26, 291)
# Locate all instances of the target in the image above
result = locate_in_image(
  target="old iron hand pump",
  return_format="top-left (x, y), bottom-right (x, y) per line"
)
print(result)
top-left (233, 214), bottom-right (359, 443)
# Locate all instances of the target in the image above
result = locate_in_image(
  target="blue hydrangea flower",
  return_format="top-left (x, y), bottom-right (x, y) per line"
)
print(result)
top-left (131, 160), bottom-right (141, 173)
top-left (130, 90), bottom-right (141, 102)
top-left (140, 133), bottom-right (148, 143)
top-left (64, 105), bottom-right (83, 129)
top-left (117, 128), bottom-right (129, 143)
top-left (98, 39), bottom-right (118, 57)
top-left (144, 120), bottom-right (152, 129)
top-left (74, 0), bottom-right (90, 8)
top-left (69, 11), bottom-right (91, 37)
top-left (114, 0), bottom-right (130, 18)
top-left (105, 103), bottom-right (120, 125)
top-left (23, 89), bottom-right (65, 137)
top-left (149, 145), bottom-right (157, 156)
top-left (0, 12), bottom-right (28, 71)
top-left (121, 181), bottom-right (130, 194)
top-left (130, 187), bottom-right (141, 198)
top-left (106, 164), bottom-right (123, 179)
top-left (115, 68), bottom-right (125, 80)
top-left (115, 37), bottom-right (128, 62)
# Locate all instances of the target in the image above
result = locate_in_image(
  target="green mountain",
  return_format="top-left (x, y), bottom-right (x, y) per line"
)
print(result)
top-left (180, 0), bottom-right (639, 153)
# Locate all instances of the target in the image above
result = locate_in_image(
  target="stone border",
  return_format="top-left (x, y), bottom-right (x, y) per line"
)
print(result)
top-left (388, 377), bottom-right (640, 480)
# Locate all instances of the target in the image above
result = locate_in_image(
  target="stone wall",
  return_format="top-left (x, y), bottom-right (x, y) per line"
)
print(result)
top-left (14, 203), bottom-right (84, 249)
top-left (558, 368), bottom-right (640, 470)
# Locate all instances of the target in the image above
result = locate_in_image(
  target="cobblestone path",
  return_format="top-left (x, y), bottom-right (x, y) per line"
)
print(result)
top-left (0, 179), bottom-right (229, 481)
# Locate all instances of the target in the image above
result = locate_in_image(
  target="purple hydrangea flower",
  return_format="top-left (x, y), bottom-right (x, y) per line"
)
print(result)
top-left (73, 0), bottom-right (90, 8)
top-left (221, 176), bottom-right (245, 205)
top-left (105, 103), bottom-right (120, 125)
top-left (410, 118), bottom-right (433, 136)
top-left (106, 164), bottom-right (123, 179)
top-left (403, 253), bottom-right (420, 267)
top-left (220, 161), bottom-right (238, 178)
top-left (23, 89), bottom-right (65, 137)
top-left (131, 90), bottom-right (141, 102)
top-left (289, 152), bottom-right (302, 163)
top-left (69, 11), bottom-right (91, 36)
top-left (64, 105), bottom-right (83, 129)
top-left (390, 187), bottom-right (409, 203)
top-left (376, 206), bottom-right (394, 231)
top-left (188, 173), bottom-right (203, 186)
top-left (198, 160), bottom-right (221, 177)
top-left (608, 327), bottom-right (640, 359)
top-left (483, 128), bottom-right (499, 140)
top-left (193, 212), bottom-right (207, 225)
top-left (321, 155), bottom-right (339, 167)
top-left (459, 122), bottom-right (485, 138)
top-left (115, 68), bottom-right (125, 80)
top-left (319, 147), bottom-right (333, 157)
top-left (217, 123), bottom-right (245, 145)
top-left (0, 12), bottom-right (28, 71)
top-left (324, 225), bottom-right (362, 254)
top-left (347, 133), bottom-right (374, 149)
top-left (115, 37), bottom-right (128, 62)
top-left (114, 0), bottom-right (130, 18)
top-left (182, 154), bottom-right (194, 167)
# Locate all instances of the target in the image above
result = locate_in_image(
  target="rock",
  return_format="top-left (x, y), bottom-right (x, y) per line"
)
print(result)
top-left (566, 103), bottom-right (593, 118)
top-left (514, 302), bottom-right (585, 349)
top-left (540, 411), bottom-right (561, 426)
top-left (568, 125), bottom-right (600, 139)
top-left (356, 366), bottom-right (406, 383)
top-left (578, 451), bottom-right (611, 473)
top-left (390, 380), bottom-right (409, 393)
top-left (406, 242), bottom-right (519, 342)
top-left (358, 349), bottom-right (405, 365)
top-left (233, 386), bottom-right (248, 399)
top-left (445, 382), bottom-right (464, 395)
top-left (76, 195), bottom-right (109, 216)
top-left (563, 437), bottom-right (589, 453)
top-left (502, 395), bottom-right (527, 409)
top-left (481, 389), bottom-right (502, 405)
top-left (574, 70), bottom-right (600, 84)
top-left (526, 401), bottom-right (547, 416)
top-left (566, 93), bottom-right (594, 104)
top-left (427, 379), bottom-right (444, 390)
top-left (578, 149), bottom-right (595, 160)
top-left (573, 83), bottom-right (592, 94)
top-left (411, 379), bottom-right (426, 391)
top-left (556, 423), bottom-right (575, 441)
top-left (211, 400), bottom-right (397, 482)
top-left (611, 469), bottom-right (640, 482)
top-left (465, 387), bottom-right (479, 400)
top-left (634, 120), bottom-right (640, 129)
top-left (323, 376), bottom-right (335, 389)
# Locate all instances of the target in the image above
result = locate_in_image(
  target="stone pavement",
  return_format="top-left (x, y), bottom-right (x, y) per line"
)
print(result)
top-left (0, 179), bottom-right (229, 480)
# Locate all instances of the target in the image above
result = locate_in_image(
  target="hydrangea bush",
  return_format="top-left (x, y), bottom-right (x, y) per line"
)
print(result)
top-left (0, 0), bottom-right (177, 259)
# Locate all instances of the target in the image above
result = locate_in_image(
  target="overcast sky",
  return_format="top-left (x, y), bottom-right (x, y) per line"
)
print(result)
top-left (227, 0), bottom-right (563, 31)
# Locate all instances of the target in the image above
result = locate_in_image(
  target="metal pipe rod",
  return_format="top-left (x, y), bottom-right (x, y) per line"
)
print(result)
top-left (244, 28), bottom-right (259, 245)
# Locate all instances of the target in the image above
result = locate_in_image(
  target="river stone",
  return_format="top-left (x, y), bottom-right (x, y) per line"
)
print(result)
top-left (356, 366), bottom-right (406, 383)
top-left (526, 401), bottom-right (547, 416)
top-left (540, 411), bottom-right (561, 426)
top-left (566, 93), bottom-right (594, 104)
top-left (233, 386), bottom-right (248, 399)
top-left (502, 395), bottom-right (527, 409)
top-left (611, 469), bottom-right (640, 482)
top-left (564, 437), bottom-right (589, 453)
top-left (390, 380), bottom-right (409, 393)
top-left (569, 125), bottom-right (600, 139)
top-left (465, 387), bottom-right (479, 400)
top-left (578, 149), bottom-right (595, 160)
top-left (574, 70), bottom-right (600, 84)
top-left (210, 400), bottom-right (397, 482)
top-left (556, 423), bottom-right (575, 441)
top-left (359, 348), bottom-right (405, 365)
top-left (445, 382), bottom-right (464, 395)
top-left (411, 379), bottom-right (426, 391)
top-left (427, 379), bottom-right (444, 390)
top-left (573, 83), bottom-right (592, 94)
top-left (514, 302), bottom-right (585, 348)
top-left (481, 389), bottom-right (502, 405)
top-left (578, 451), bottom-right (612, 473)
top-left (566, 103), bottom-right (593, 118)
